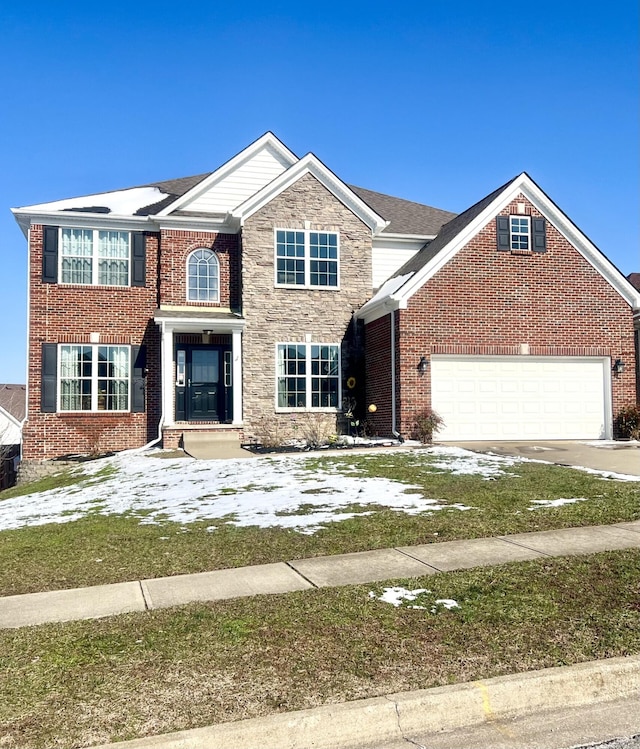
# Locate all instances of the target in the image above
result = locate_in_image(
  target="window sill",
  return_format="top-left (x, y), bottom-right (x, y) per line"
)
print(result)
top-left (274, 284), bottom-right (341, 291)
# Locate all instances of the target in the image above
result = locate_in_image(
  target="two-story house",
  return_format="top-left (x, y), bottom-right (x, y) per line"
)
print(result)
top-left (12, 133), bottom-right (640, 464)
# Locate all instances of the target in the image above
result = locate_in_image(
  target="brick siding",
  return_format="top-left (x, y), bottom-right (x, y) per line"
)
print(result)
top-left (366, 195), bottom-right (637, 437)
top-left (23, 226), bottom-right (162, 459)
top-left (159, 230), bottom-right (240, 309)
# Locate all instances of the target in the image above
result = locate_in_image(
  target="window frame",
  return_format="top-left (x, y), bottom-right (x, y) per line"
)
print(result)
top-left (58, 228), bottom-right (131, 286)
top-left (509, 216), bottom-right (531, 251)
top-left (57, 344), bottom-right (131, 413)
top-left (275, 342), bottom-right (341, 412)
top-left (186, 248), bottom-right (220, 303)
top-left (274, 229), bottom-right (340, 289)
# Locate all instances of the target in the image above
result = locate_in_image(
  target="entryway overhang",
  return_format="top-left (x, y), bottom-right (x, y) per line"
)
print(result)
top-left (154, 308), bottom-right (245, 428)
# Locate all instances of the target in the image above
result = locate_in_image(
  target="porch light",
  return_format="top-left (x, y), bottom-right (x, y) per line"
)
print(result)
top-left (613, 359), bottom-right (625, 376)
top-left (418, 356), bottom-right (429, 375)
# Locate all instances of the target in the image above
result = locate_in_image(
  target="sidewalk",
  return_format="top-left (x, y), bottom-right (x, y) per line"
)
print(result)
top-left (2, 519), bottom-right (640, 629)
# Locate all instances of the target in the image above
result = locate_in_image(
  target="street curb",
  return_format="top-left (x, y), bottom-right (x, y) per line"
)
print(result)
top-left (89, 655), bottom-right (640, 749)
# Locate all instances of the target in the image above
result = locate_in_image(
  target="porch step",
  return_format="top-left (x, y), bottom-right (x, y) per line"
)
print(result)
top-left (181, 431), bottom-right (253, 461)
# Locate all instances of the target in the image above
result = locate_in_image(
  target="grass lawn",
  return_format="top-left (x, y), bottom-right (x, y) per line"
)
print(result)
top-left (0, 448), bottom-right (639, 596)
top-left (2, 549), bottom-right (639, 749)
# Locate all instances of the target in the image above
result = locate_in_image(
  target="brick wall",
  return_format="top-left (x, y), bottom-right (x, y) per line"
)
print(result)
top-left (241, 173), bottom-right (372, 441)
top-left (158, 230), bottom-right (240, 309)
top-left (369, 196), bottom-right (636, 436)
top-left (23, 226), bottom-right (162, 459)
top-left (364, 313), bottom-right (394, 435)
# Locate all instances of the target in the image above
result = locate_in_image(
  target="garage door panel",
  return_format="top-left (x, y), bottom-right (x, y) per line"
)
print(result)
top-left (431, 356), bottom-right (608, 441)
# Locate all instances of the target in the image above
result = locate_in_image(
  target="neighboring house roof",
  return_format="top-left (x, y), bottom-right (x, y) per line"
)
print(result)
top-left (0, 384), bottom-right (26, 425)
top-left (358, 172), bottom-right (640, 323)
top-left (628, 273), bottom-right (640, 291)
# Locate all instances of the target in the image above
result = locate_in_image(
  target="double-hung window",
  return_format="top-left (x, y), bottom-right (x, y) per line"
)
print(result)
top-left (509, 216), bottom-right (530, 251)
top-left (60, 228), bottom-right (130, 285)
top-left (59, 345), bottom-right (130, 411)
top-left (496, 215), bottom-right (546, 253)
top-left (276, 343), bottom-right (340, 409)
top-left (275, 230), bottom-right (339, 288)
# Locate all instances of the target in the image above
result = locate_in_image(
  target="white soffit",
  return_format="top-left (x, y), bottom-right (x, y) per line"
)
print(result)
top-left (157, 132), bottom-right (298, 217)
top-left (231, 153), bottom-right (389, 234)
top-left (397, 173), bottom-right (640, 309)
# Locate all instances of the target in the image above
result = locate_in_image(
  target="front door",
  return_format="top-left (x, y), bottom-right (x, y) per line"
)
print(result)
top-left (175, 345), bottom-right (232, 422)
top-left (188, 348), bottom-right (220, 420)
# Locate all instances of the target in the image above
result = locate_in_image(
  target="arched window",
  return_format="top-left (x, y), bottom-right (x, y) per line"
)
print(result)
top-left (187, 249), bottom-right (219, 302)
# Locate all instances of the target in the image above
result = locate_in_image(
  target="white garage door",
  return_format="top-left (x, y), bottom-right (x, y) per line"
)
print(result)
top-left (431, 356), bottom-right (610, 441)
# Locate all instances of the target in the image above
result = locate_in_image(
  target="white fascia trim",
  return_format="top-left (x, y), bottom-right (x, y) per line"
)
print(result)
top-left (374, 232), bottom-right (436, 243)
top-left (156, 133), bottom-right (298, 217)
top-left (231, 153), bottom-right (389, 235)
top-left (12, 209), bottom-right (152, 233)
top-left (516, 179), bottom-right (640, 309)
top-left (151, 214), bottom-right (237, 233)
top-left (395, 173), bottom-right (640, 309)
top-left (0, 405), bottom-right (22, 431)
top-left (153, 315), bottom-right (246, 334)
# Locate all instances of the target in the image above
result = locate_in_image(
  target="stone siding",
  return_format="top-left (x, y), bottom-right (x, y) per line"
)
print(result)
top-left (241, 173), bottom-right (372, 441)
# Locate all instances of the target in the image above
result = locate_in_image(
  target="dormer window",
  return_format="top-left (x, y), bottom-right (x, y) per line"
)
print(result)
top-left (187, 249), bottom-right (219, 302)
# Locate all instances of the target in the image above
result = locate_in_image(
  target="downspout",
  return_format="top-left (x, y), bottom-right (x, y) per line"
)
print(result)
top-left (390, 309), bottom-right (403, 442)
top-left (131, 320), bottom-right (164, 452)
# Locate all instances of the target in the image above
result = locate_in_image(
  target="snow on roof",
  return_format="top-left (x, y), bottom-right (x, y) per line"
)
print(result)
top-left (360, 271), bottom-right (415, 314)
top-left (18, 186), bottom-right (170, 216)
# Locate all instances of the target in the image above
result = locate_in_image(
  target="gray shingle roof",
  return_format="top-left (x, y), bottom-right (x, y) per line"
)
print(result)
top-left (134, 173), bottom-right (212, 216)
top-left (349, 185), bottom-right (456, 235)
top-left (386, 177), bottom-right (517, 281)
top-left (0, 384), bottom-right (26, 423)
top-left (128, 173), bottom-right (456, 233)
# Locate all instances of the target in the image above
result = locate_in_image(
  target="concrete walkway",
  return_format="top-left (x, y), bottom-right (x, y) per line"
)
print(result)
top-left (3, 520), bottom-right (640, 629)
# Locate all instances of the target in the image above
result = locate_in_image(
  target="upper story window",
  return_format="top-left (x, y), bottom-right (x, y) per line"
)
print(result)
top-left (61, 229), bottom-right (130, 285)
top-left (275, 230), bottom-right (339, 288)
top-left (496, 215), bottom-right (547, 254)
top-left (187, 248), bottom-right (220, 302)
top-left (42, 226), bottom-right (146, 287)
top-left (509, 217), bottom-right (530, 250)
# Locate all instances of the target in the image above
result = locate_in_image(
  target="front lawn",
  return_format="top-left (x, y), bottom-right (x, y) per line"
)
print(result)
top-left (0, 447), bottom-right (638, 596)
top-left (2, 549), bottom-right (639, 748)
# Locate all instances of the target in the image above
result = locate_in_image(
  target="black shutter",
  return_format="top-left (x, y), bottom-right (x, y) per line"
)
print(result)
top-left (131, 232), bottom-right (146, 287)
top-left (131, 345), bottom-right (146, 413)
top-left (532, 217), bottom-right (547, 253)
top-left (43, 226), bottom-right (58, 283)
top-left (41, 343), bottom-right (57, 412)
top-left (496, 216), bottom-right (510, 251)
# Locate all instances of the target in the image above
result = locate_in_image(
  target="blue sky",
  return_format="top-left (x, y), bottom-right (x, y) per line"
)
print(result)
top-left (1, 0), bottom-right (638, 383)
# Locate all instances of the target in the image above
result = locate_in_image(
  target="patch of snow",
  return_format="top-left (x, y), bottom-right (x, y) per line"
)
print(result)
top-left (369, 586), bottom-right (430, 607)
top-left (20, 186), bottom-right (169, 215)
top-left (426, 446), bottom-right (521, 478)
top-left (2, 445), bottom-right (633, 535)
top-left (369, 587), bottom-right (460, 613)
top-left (529, 497), bottom-right (589, 509)
top-left (0, 448), bottom-right (474, 534)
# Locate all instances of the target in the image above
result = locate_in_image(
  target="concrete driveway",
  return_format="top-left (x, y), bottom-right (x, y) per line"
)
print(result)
top-left (445, 440), bottom-right (640, 476)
